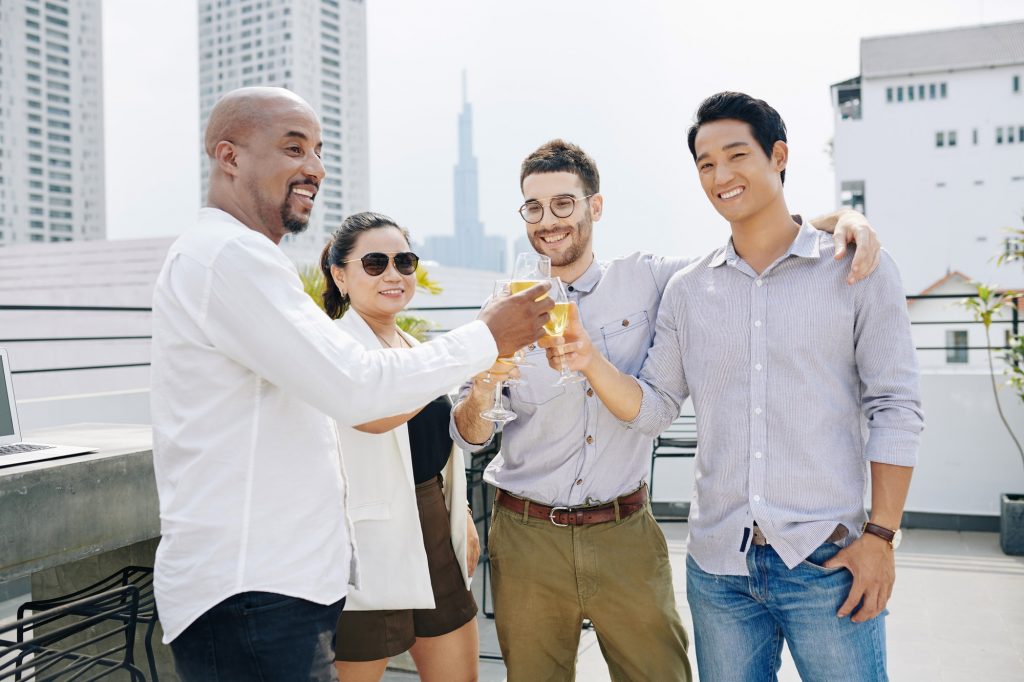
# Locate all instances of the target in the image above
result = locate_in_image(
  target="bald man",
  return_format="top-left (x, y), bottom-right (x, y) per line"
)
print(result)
top-left (151, 87), bottom-right (552, 681)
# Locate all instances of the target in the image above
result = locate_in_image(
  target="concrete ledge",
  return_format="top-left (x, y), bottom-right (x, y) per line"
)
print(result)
top-left (0, 424), bottom-right (157, 582)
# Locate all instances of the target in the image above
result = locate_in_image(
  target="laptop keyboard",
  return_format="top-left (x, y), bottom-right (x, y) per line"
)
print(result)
top-left (0, 443), bottom-right (54, 456)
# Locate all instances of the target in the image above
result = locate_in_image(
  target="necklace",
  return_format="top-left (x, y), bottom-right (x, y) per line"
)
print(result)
top-left (373, 329), bottom-right (409, 349)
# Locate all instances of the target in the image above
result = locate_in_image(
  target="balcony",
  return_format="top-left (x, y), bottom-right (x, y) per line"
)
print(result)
top-left (2, 294), bottom-right (1023, 680)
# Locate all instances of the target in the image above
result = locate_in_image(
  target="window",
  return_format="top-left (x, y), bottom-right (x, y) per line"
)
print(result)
top-left (997, 127), bottom-right (1004, 144)
top-left (1009, 127), bottom-right (1017, 144)
top-left (918, 84), bottom-right (925, 99)
top-left (908, 85), bottom-right (915, 101)
top-left (840, 180), bottom-right (866, 215)
top-left (936, 131), bottom-right (945, 147)
top-left (946, 330), bottom-right (968, 364)
top-left (897, 86), bottom-right (903, 102)
top-left (929, 83), bottom-right (936, 99)
top-left (940, 82), bottom-right (947, 98)
top-left (973, 128), bottom-right (978, 145)
top-left (948, 130), bottom-right (957, 147)
top-left (1015, 75), bottom-right (1021, 93)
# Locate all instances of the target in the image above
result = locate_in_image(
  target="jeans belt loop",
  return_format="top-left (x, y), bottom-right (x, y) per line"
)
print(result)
top-left (522, 499), bottom-right (530, 524)
top-left (613, 497), bottom-right (621, 522)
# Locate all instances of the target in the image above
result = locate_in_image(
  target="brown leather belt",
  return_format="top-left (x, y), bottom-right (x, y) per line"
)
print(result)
top-left (495, 486), bottom-right (648, 527)
top-left (751, 524), bottom-right (847, 547)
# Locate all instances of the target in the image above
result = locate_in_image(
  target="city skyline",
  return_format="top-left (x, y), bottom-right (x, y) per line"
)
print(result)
top-left (23, 0), bottom-right (1021, 281)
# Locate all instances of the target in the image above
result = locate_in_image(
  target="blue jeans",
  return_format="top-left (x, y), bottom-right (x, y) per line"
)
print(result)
top-left (170, 592), bottom-right (346, 682)
top-left (686, 543), bottom-right (888, 682)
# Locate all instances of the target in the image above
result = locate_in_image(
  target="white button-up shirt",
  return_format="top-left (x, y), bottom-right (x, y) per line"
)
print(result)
top-left (151, 208), bottom-right (497, 643)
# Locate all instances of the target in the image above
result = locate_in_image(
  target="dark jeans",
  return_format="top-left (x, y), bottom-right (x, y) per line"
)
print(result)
top-left (170, 592), bottom-right (346, 682)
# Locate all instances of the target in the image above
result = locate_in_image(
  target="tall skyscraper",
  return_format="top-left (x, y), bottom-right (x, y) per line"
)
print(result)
top-left (197, 0), bottom-right (369, 245)
top-left (422, 74), bottom-right (507, 272)
top-left (0, 0), bottom-right (106, 245)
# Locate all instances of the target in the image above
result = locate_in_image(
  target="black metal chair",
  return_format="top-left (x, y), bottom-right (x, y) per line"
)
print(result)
top-left (16, 566), bottom-right (159, 681)
top-left (0, 584), bottom-right (146, 681)
top-left (650, 414), bottom-right (698, 499)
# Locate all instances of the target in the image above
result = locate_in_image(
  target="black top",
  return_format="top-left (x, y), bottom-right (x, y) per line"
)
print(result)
top-left (409, 394), bottom-right (453, 485)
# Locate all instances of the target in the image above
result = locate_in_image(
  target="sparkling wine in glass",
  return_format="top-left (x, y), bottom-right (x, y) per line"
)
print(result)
top-left (546, 277), bottom-right (586, 386)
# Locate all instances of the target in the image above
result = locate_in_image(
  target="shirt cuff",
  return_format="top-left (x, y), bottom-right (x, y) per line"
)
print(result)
top-left (864, 427), bottom-right (920, 467)
top-left (624, 380), bottom-right (676, 436)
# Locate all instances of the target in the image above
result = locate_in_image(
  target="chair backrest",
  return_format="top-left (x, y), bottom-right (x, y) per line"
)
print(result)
top-left (0, 585), bottom-right (145, 681)
top-left (653, 415), bottom-right (698, 456)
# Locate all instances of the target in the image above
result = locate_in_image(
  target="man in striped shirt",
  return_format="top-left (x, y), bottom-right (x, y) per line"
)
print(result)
top-left (546, 92), bottom-right (923, 681)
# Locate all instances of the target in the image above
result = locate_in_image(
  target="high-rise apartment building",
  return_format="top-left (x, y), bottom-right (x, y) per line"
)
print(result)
top-left (198, 0), bottom-right (369, 245)
top-left (0, 0), bottom-right (105, 245)
top-left (422, 75), bottom-right (506, 272)
top-left (830, 20), bottom-right (1024, 293)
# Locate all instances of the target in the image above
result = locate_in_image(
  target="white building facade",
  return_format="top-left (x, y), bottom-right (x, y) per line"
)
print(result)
top-left (0, 0), bottom-right (106, 245)
top-left (197, 0), bottom-right (369, 246)
top-left (831, 21), bottom-right (1024, 294)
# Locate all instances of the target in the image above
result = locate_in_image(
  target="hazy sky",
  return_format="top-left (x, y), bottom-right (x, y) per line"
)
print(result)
top-left (103, 0), bottom-right (1023, 261)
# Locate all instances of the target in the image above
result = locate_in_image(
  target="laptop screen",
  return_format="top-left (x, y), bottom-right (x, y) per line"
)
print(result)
top-left (0, 355), bottom-right (16, 438)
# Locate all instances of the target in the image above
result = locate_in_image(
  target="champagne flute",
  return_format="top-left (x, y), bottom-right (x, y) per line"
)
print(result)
top-left (546, 277), bottom-right (586, 386)
top-left (508, 253), bottom-right (552, 366)
top-left (480, 280), bottom-right (519, 424)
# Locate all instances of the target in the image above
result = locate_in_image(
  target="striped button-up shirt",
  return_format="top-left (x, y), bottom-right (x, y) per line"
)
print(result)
top-left (452, 253), bottom-right (694, 506)
top-left (630, 222), bottom-right (924, 575)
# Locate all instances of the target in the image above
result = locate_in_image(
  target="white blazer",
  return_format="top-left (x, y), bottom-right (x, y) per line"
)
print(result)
top-left (334, 309), bottom-right (471, 611)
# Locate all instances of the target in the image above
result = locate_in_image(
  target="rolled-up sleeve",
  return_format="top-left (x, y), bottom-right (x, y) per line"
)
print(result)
top-left (854, 251), bottom-right (925, 465)
top-left (449, 380), bottom-right (497, 452)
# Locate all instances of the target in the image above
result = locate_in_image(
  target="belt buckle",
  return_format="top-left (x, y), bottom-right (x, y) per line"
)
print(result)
top-left (549, 506), bottom-right (571, 527)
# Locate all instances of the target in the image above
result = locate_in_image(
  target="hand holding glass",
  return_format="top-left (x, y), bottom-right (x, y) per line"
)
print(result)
top-left (546, 278), bottom-right (586, 385)
top-left (480, 280), bottom-right (519, 423)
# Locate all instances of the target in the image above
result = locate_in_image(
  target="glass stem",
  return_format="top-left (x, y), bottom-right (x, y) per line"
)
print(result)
top-left (492, 381), bottom-right (504, 411)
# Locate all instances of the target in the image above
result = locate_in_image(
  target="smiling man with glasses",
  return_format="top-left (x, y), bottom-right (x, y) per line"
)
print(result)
top-left (451, 138), bottom-right (884, 681)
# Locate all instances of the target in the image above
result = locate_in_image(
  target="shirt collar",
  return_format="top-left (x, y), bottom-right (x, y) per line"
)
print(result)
top-left (708, 216), bottom-right (821, 269)
top-left (564, 254), bottom-right (603, 293)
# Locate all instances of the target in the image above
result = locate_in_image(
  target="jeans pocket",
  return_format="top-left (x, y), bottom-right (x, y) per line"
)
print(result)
top-left (241, 592), bottom-right (303, 615)
top-left (799, 543), bottom-right (846, 573)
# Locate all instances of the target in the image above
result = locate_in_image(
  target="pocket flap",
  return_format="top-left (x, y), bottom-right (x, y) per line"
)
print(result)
top-left (348, 501), bottom-right (391, 522)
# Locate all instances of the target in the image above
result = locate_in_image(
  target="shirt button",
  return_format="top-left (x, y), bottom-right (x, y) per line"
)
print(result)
top-left (755, 451), bottom-right (763, 459)
top-left (756, 279), bottom-right (764, 287)
top-left (568, 286), bottom-right (575, 292)
top-left (621, 319), bottom-right (630, 327)
top-left (576, 478), bottom-right (583, 485)
top-left (754, 320), bottom-right (762, 328)
top-left (528, 344), bottom-right (536, 351)
top-left (587, 388), bottom-right (594, 397)
top-left (754, 495), bottom-right (762, 502)
top-left (586, 435), bottom-right (594, 445)
top-left (754, 407), bottom-right (762, 415)
top-left (755, 363), bottom-right (763, 371)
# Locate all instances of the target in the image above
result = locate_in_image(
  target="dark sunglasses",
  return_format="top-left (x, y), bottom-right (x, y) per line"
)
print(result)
top-left (341, 251), bottom-right (419, 276)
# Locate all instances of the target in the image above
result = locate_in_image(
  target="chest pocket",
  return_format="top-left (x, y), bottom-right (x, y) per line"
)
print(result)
top-left (599, 310), bottom-right (651, 376)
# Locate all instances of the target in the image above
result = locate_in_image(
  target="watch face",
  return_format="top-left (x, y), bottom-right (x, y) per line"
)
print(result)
top-left (891, 529), bottom-right (903, 550)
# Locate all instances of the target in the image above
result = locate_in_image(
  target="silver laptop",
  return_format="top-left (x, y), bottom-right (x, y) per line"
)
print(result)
top-left (0, 348), bottom-right (95, 468)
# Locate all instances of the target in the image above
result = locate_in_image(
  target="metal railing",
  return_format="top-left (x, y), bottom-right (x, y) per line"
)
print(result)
top-left (1, 293), bottom-right (1019, 375)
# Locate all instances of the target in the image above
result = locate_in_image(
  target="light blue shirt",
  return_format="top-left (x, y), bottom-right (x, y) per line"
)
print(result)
top-left (452, 252), bottom-right (694, 506)
top-left (629, 222), bottom-right (924, 575)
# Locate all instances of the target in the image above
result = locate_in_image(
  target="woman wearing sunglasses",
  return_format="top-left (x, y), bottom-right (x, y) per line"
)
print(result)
top-left (319, 212), bottom-right (480, 682)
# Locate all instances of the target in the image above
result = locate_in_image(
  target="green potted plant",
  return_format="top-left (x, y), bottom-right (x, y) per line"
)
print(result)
top-left (298, 263), bottom-right (442, 341)
top-left (963, 226), bottom-right (1024, 555)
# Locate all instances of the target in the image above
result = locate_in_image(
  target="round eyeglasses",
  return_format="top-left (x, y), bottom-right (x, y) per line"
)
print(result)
top-left (518, 194), bottom-right (595, 224)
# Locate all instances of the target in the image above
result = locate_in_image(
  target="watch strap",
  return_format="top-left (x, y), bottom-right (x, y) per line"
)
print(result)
top-left (862, 521), bottom-right (897, 544)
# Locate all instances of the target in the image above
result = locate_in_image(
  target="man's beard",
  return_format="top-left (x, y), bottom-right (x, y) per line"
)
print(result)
top-left (528, 215), bottom-right (592, 267)
top-left (280, 202), bottom-right (309, 235)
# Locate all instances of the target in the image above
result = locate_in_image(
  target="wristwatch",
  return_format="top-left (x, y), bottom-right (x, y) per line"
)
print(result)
top-left (862, 521), bottom-right (902, 549)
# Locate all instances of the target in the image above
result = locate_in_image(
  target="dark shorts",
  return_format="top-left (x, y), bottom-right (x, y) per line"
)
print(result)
top-left (335, 476), bottom-right (478, 661)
